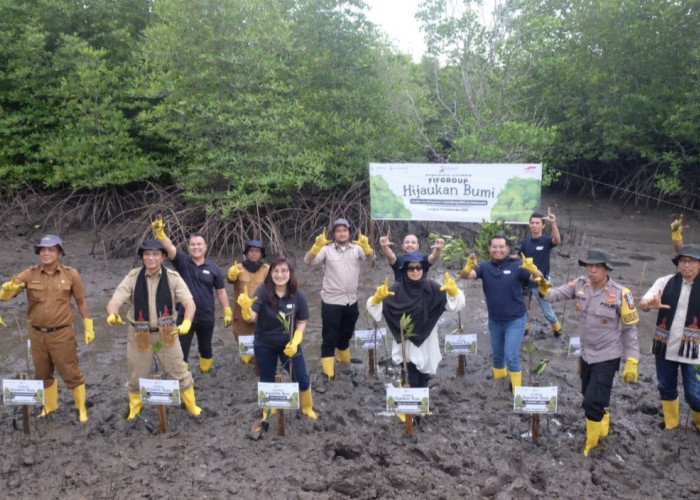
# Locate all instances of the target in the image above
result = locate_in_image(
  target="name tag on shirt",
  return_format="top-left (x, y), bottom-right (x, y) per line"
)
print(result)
top-left (536, 246), bottom-right (544, 251)
top-left (202, 270), bottom-right (210, 275)
top-left (503, 270), bottom-right (512, 275)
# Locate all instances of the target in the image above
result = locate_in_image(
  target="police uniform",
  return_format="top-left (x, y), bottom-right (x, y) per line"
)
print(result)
top-left (545, 276), bottom-right (639, 419)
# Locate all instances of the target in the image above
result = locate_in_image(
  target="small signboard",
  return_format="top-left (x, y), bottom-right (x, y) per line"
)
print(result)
top-left (2, 379), bottom-right (44, 405)
top-left (257, 382), bottom-right (300, 410)
top-left (568, 337), bottom-right (581, 357)
top-left (513, 386), bottom-right (558, 413)
top-left (386, 386), bottom-right (430, 415)
top-left (354, 328), bottom-right (387, 350)
top-left (444, 333), bottom-right (477, 354)
top-left (139, 378), bottom-right (181, 405)
top-left (239, 335), bottom-right (255, 358)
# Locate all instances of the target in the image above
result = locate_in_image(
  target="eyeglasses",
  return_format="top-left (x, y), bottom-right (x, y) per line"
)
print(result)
top-left (406, 265), bottom-right (423, 271)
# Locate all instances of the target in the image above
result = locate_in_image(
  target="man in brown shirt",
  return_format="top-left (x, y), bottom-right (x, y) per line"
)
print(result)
top-left (0, 234), bottom-right (95, 423)
top-left (106, 239), bottom-right (201, 419)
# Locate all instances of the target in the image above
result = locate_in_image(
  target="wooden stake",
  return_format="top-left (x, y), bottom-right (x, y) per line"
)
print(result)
top-left (275, 374), bottom-right (285, 436)
top-left (457, 354), bottom-right (466, 376)
top-left (368, 349), bottom-right (375, 376)
top-left (154, 374), bottom-right (167, 434)
top-left (20, 373), bottom-right (31, 435)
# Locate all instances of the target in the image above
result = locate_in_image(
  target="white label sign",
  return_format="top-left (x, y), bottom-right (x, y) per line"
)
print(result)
top-left (239, 335), bottom-right (255, 357)
top-left (568, 337), bottom-right (581, 357)
top-left (513, 386), bottom-right (558, 413)
top-left (370, 163), bottom-right (542, 223)
top-left (444, 333), bottom-right (477, 354)
top-left (3, 379), bottom-right (45, 405)
top-left (139, 378), bottom-right (181, 405)
top-left (258, 382), bottom-right (300, 410)
top-left (386, 386), bottom-right (430, 414)
top-left (354, 328), bottom-right (387, 350)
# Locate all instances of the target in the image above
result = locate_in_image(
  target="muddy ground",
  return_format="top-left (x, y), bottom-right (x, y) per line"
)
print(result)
top-left (1, 192), bottom-right (699, 499)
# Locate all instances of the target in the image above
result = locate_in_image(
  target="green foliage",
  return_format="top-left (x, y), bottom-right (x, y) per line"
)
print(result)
top-left (473, 219), bottom-right (515, 261)
top-left (490, 177), bottom-right (541, 223)
top-left (400, 313), bottom-right (415, 339)
top-left (430, 232), bottom-right (469, 269)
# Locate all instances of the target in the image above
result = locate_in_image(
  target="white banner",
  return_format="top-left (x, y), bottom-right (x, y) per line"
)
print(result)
top-left (257, 382), bottom-right (300, 410)
top-left (139, 378), bottom-right (181, 405)
top-left (444, 333), bottom-right (477, 354)
top-left (386, 386), bottom-right (430, 414)
top-left (3, 379), bottom-right (44, 405)
top-left (513, 386), bottom-right (558, 413)
top-left (369, 163), bottom-right (542, 223)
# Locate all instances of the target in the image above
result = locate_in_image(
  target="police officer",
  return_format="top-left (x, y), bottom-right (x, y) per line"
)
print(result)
top-left (540, 248), bottom-right (639, 456)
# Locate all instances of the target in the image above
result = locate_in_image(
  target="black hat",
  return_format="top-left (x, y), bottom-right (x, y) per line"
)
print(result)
top-left (578, 248), bottom-right (615, 270)
top-left (672, 244), bottom-right (700, 266)
top-left (244, 240), bottom-right (266, 259)
top-left (138, 239), bottom-right (167, 257)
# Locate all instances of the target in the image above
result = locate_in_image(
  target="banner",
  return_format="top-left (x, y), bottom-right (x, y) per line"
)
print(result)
top-left (369, 163), bottom-right (542, 223)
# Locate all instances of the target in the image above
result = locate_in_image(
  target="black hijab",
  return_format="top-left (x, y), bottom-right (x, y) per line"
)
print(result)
top-left (382, 252), bottom-right (447, 347)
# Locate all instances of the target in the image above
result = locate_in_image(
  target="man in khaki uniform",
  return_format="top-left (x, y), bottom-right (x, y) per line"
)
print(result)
top-left (0, 234), bottom-right (94, 423)
top-left (106, 239), bottom-right (202, 419)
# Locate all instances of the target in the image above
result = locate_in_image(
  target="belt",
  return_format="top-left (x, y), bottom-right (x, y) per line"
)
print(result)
top-left (149, 328), bottom-right (159, 332)
top-left (33, 325), bottom-right (69, 333)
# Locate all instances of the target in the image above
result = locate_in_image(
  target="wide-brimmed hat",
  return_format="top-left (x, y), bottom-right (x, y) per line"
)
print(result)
top-left (672, 244), bottom-right (700, 266)
top-left (34, 234), bottom-right (65, 255)
top-left (138, 239), bottom-right (166, 257)
top-left (399, 251), bottom-right (424, 269)
top-left (244, 240), bottom-right (266, 259)
top-left (578, 248), bottom-right (614, 270)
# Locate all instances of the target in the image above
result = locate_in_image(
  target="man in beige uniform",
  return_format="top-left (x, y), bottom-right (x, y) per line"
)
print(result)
top-left (106, 239), bottom-right (202, 419)
top-left (0, 234), bottom-right (94, 423)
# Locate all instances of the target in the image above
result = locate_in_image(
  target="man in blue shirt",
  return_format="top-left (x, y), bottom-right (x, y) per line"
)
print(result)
top-left (519, 208), bottom-right (562, 337)
top-left (152, 219), bottom-right (232, 373)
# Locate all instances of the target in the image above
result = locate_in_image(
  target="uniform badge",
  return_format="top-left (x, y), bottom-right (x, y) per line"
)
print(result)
top-left (601, 319), bottom-right (609, 325)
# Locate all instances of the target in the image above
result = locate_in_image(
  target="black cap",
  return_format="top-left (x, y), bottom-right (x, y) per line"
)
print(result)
top-left (672, 244), bottom-right (700, 266)
top-left (138, 239), bottom-right (167, 257)
top-left (578, 248), bottom-right (615, 270)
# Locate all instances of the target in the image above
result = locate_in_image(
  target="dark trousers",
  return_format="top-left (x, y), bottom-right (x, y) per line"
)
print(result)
top-left (320, 301), bottom-right (359, 358)
top-left (177, 318), bottom-right (215, 362)
top-left (254, 344), bottom-right (311, 391)
top-left (407, 362), bottom-right (430, 388)
top-left (580, 357), bottom-right (619, 421)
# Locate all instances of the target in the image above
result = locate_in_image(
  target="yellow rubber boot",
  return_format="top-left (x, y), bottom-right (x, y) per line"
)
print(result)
top-left (199, 357), bottom-right (213, 373)
top-left (509, 371), bottom-right (522, 394)
top-left (185, 362), bottom-right (190, 371)
top-left (181, 386), bottom-right (202, 416)
top-left (552, 321), bottom-right (562, 336)
top-left (72, 384), bottom-right (88, 423)
top-left (691, 409), bottom-right (700, 432)
top-left (661, 398), bottom-right (680, 429)
top-left (396, 413), bottom-right (406, 423)
top-left (39, 379), bottom-right (59, 417)
top-left (127, 392), bottom-right (142, 420)
top-left (321, 357), bottom-right (335, 380)
top-left (300, 389), bottom-right (318, 420)
top-left (492, 367), bottom-right (507, 379)
top-left (601, 411), bottom-right (610, 438)
top-left (336, 348), bottom-right (351, 363)
top-left (241, 354), bottom-right (253, 363)
top-left (584, 418), bottom-right (603, 456)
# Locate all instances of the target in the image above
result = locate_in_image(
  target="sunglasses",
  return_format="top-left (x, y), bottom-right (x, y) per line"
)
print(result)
top-left (406, 265), bottom-right (423, 271)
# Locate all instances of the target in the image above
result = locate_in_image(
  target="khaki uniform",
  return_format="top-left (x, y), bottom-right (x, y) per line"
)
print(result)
top-left (232, 264), bottom-right (269, 337)
top-left (110, 266), bottom-right (194, 392)
top-left (16, 264), bottom-right (85, 389)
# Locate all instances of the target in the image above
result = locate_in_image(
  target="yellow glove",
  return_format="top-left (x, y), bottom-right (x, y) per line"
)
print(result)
top-left (671, 216), bottom-right (684, 241)
top-left (237, 286), bottom-right (258, 321)
top-left (151, 217), bottom-right (167, 240)
top-left (0, 315), bottom-right (6, 327)
top-left (309, 230), bottom-right (331, 256)
top-left (283, 329), bottom-right (303, 357)
top-left (106, 313), bottom-right (125, 326)
top-left (227, 260), bottom-right (242, 282)
top-left (535, 277), bottom-right (553, 296)
top-left (440, 272), bottom-right (459, 297)
top-left (462, 254), bottom-right (478, 275)
top-left (370, 277), bottom-right (395, 305)
top-left (223, 306), bottom-right (233, 328)
top-left (176, 319), bottom-right (192, 335)
top-left (1, 277), bottom-right (25, 301)
top-left (519, 253), bottom-right (539, 275)
top-left (353, 229), bottom-right (372, 256)
top-left (83, 318), bottom-right (95, 345)
top-left (622, 357), bottom-right (638, 383)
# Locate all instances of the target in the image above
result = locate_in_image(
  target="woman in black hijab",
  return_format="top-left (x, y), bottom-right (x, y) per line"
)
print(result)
top-left (366, 251), bottom-right (465, 388)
